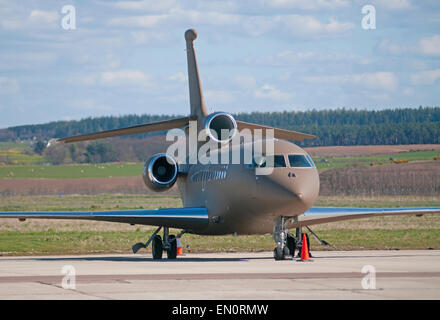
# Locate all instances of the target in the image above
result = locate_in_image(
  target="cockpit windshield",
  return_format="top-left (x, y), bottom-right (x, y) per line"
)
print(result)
top-left (288, 154), bottom-right (312, 168)
top-left (247, 154), bottom-right (315, 168)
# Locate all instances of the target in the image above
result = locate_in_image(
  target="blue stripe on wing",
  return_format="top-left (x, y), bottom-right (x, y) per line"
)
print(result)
top-left (0, 207), bottom-right (209, 222)
top-left (304, 207), bottom-right (440, 215)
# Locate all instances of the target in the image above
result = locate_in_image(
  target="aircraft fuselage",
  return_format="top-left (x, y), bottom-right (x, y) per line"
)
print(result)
top-left (177, 138), bottom-right (320, 235)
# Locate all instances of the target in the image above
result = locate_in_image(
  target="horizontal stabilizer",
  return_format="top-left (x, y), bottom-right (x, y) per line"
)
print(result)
top-left (54, 117), bottom-right (191, 144)
top-left (0, 207), bottom-right (209, 230)
top-left (294, 206), bottom-right (440, 228)
top-left (236, 120), bottom-right (315, 141)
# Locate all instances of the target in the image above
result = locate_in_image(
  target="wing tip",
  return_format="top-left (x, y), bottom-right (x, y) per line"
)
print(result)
top-left (47, 138), bottom-right (62, 147)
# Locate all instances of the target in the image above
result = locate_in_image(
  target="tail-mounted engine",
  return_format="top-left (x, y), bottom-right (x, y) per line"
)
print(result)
top-left (142, 153), bottom-right (178, 192)
top-left (204, 112), bottom-right (237, 143)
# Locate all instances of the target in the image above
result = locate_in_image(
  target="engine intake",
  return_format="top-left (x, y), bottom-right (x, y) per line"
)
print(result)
top-left (205, 112), bottom-right (237, 143)
top-left (142, 154), bottom-right (178, 192)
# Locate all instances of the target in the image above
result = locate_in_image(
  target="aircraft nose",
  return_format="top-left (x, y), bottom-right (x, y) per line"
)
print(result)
top-left (286, 169), bottom-right (320, 210)
top-left (255, 168), bottom-right (319, 212)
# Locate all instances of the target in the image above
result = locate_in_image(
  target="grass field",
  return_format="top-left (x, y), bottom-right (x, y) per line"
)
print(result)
top-left (0, 194), bottom-right (439, 256)
top-left (0, 163), bottom-right (143, 179)
top-left (314, 150), bottom-right (440, 170)
top-left (0, 141), bottom-right (46, 165)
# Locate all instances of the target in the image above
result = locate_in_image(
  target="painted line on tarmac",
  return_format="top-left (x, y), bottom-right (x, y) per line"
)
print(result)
top-left (1, 272), bottom-right (440, 284)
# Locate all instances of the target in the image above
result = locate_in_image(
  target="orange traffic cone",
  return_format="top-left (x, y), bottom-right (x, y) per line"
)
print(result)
top-left (176, 237), bottom-right (183, 255)
top-left (300, 233), bottom-right (310, 261)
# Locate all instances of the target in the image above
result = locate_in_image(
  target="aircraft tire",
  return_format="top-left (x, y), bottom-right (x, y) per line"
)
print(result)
top-left (167, 235), bottom-right (177, 259)
top-left (152, 235), bottom-right (163, 260)
top-left (287, 235), bottom-right (296, 258)
top-left (283, 246), bottom-right (291, 259)
top-left (273, 247), bottom-right (285, 260)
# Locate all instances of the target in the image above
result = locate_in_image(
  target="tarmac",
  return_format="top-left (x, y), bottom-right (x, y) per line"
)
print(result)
top-left (0, 250), bottom-right (439, 300)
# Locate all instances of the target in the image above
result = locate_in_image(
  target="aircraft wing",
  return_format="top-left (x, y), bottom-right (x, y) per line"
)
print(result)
top-left (0, 207), bottom-right (209, 231)
top-left (236, 120), bottom-right (315, 141)
top-left (294, 207), bottom-right (440, 228)
top-left (51, 117), bottom-right (192, 144)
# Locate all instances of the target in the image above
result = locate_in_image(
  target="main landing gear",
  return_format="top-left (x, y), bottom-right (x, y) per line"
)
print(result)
top-left (132, 226), bottom-right (183, 260)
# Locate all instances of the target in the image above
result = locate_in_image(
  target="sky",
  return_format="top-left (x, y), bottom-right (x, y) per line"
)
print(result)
top-left (0, 0), bottom-right (439, 128)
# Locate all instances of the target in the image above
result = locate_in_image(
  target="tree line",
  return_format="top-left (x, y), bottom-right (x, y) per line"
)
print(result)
top-left (1, 106), bottom-right (439, 149)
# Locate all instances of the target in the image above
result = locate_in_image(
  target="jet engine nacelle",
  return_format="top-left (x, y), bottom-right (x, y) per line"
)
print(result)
top-left (204, 112), bottom-right (237, 143)
top-left (142, 153), bottom-right (178, 192)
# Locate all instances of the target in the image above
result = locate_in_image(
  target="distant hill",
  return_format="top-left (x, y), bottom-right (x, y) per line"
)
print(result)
top-left (1, 107), bottom-right (439, 147)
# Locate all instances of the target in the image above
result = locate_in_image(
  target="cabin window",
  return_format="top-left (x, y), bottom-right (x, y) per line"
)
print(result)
top-left (288, 154), bottom-right (312, 167)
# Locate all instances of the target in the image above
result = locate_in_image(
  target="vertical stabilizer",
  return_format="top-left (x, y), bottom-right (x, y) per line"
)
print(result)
top-left (185, 29), bottom-right (208, 124)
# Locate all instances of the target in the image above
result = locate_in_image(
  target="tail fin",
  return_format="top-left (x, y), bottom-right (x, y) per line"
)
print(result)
top-left (185, 29), bottom-right (208, 124)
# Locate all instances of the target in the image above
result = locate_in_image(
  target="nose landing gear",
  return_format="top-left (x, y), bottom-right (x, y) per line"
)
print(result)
top-left (272, 216), bottom-right (335, 260)
top-left (272, 216), bottom-right (296, 260)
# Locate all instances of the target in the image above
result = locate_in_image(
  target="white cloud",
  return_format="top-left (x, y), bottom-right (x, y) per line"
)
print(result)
top-left (2, 10), bottom-right (59, 30)
top-left (111, 0), bottom-right (177, 11)
top-left (0, 77), bottom-right (19, 94)
top-left (378, 35), bottom-right (440, 58)
top-left (233, 75), bottom-right (257, 89)
top-left (0, 52), bottom-right (57, 70)
top-left (245, 50), bottom-right (370, 68)
top-left (73, 99), bottom-right (113, 112)
top-left (305, 72), bottom-right (398, 91)
top-left (255, 84), bottom-right (295, 101)
top-left (169, 72), bottom-right (187, 82)
top-left (368, 0), bottom-right (412, 10)
top-left (243, 15), bottom-right (354, 38)
top-left (402, 87), bottom-right (415, 96)
top-left (204, 90), bottom-right (236, 105)
top-left (282, 15), bottom-right (353, 36)
top-left (29, 10), bottom-right (59, 24)
top-left (130, 30), bottom-right (169, 45)
top-left (108, 7), bottom-right (241, 28)
top-left (419, 35), bottom-right (440, 56)
top-left (263, 0), bottom-right (350, 10)
top-left (377, 39), bottom-right (408, 55)
top-left (173, 9), bottom-right (241, 26)
top-left (108, 14), bottom-right (169, 28)
top-left (100, 70), bottom-right (151, 86)
top-left (410, 69), bottom-right (440, 86)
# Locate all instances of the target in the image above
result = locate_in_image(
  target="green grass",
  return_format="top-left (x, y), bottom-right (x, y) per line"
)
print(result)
top-left (0, 163), bottom-right (143, 179)
top-left (0, 229), bottom-right (438, 256)
top-left (0, 141), bottom-right (32, 151)
top-left (314, 150), bottom-right (440, 170)
top-left (0, 230), bottom-right (145, 255)
top-left (0, 142), bottom-right (46, 165)
top-left (0, 194), bottom-right (182, 213)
